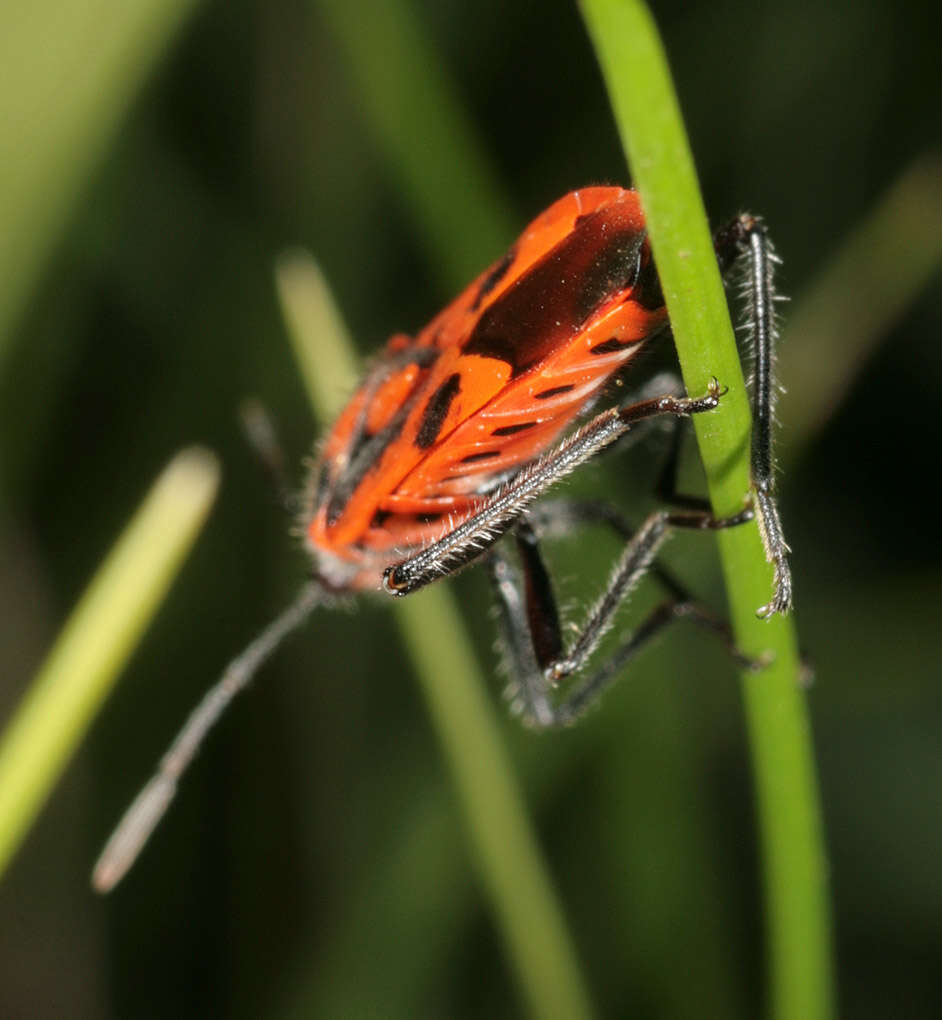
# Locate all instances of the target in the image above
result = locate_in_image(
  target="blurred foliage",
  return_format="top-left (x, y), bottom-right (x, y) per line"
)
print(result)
top-left (0, 1), bottom-right (939, 1018)
top-left (0, 448), bottom-right (219, 887)
top-left (0, 0), bottom-right (200, 364)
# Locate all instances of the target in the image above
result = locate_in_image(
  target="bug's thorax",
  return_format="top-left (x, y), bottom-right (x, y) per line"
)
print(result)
top-left (304, 187), bottom-right (668, 590)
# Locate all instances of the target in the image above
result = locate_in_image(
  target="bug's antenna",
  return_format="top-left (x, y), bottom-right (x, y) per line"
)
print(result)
top-left (92, 580), bottom-right (324, 893)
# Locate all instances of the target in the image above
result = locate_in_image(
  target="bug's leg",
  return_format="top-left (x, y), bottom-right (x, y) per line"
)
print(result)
top-left (527, 500), bottom-right (758, 663)
top-left (547, 507), bottom-right (752, 699)
top-left (383, 380), bottom-right (728, 596)
top-left (487, 526), bottom-right (557, 727)
top-left (489, 508), bottom-right (758, 728)
top-left (526, 498), bottom-right (720, 605)
top-left (713, 214), bottom-right (792, 616)
top-left (536, 499), bottom-right (812, 688)
top-left (652, 413), bottom-right (716, 513)
top-left (488, 514), bottom-right (672, 727)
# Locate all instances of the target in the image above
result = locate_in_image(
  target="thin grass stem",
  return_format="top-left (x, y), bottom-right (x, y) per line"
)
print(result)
top-left (580, 2), bottom-right (834, 1018)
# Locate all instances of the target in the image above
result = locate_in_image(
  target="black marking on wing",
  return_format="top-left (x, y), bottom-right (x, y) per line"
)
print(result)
top-left (631, 246), bottom-right (665, 312)
top-left (470, 246), bottom-right (517, 313)
top-left (534, 384), bottom-right (576, 400)
top-left (415, 373), bottom-right (462, 449)
top-left (573, 230), bottom-right (643, 324)
top-left (371, 508), bottom-right (444, 530)
top-left (325, 408), bottom-right (411, 526)
top-left (589, 337), bottom-right (644, 356)
top-left (344, 346), bottom-right (441, 466)
top-left (492, 421), bottom-right (537, 437)
top-left (319, 348), bottom-right (443, 527)
top-left (459, 450), bottom-right (501, 465)
top-left (462, 208), bottom-right (646, 377)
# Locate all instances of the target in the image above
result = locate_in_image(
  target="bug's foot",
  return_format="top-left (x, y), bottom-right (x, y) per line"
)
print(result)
top-left (686, 376), bottom-right (727, 415)
top-left (657, 377), bottom-right (727, 417)
top-left (756, 555), bottom-right (793, 618)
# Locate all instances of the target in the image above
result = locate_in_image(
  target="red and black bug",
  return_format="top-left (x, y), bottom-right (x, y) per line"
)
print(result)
top-left (93, 187), bottom-right (791, 890)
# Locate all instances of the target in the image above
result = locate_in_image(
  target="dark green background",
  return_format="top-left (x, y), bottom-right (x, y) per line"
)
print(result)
top-left (1, 0), bottom-right (940, 1017)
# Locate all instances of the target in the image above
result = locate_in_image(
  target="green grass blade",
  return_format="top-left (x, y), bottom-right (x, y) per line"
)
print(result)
top-left (0, 448), bottom-right (219, 881)
top-left (580, 3), bottom-right (834, 1019)
top-left (0, 0), bottom-right (201, 366)
top-left (275, 251), bottom-right (361, 418)
top-left (311, 0), bottom-right (515, 289)
top-left (276, 253), bottom-right (596, 1020)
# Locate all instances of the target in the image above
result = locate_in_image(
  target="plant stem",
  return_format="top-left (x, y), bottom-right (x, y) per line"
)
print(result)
top-left (580, 2), bottom-right (834, 1018)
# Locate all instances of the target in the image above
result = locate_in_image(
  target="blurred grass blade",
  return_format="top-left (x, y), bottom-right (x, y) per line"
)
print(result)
top-left (0, 448), bottom-right (219, 882)
top-left (580, 2), bottom-right (833, 1019)
top-left (275, 250), bottom-right (360, 420)
top-left (0, 0), bottom-right (200, 365)
top-left (311, 0), bottom-right (515, 290)
top-left (276, 255), bottom-right (596, 1020)
top-left (782, 155), bottom-right (942, 454)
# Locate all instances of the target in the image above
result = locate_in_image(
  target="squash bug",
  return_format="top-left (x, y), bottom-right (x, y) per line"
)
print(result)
top-left (93, 187), bottom-right (791, 891)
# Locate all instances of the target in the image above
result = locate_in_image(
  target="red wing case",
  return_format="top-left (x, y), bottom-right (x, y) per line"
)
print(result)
top-left (306, 188), bottom-right (667, 588)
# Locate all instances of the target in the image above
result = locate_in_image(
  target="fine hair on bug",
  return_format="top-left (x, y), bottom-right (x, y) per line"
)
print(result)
top-left (92, 186), bottom-right (792, 892)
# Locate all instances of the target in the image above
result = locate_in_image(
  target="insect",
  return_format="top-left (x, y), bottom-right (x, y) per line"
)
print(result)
top-left (93, 186), bottom-right (791, 891)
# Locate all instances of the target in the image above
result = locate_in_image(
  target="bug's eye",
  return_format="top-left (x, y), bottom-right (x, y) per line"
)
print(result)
top-left (382, 565), bottom-right (410, 596)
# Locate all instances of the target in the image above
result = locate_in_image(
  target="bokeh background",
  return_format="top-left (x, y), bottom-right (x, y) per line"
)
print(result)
top-left (1, 0), bottom-right (940, 1017)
